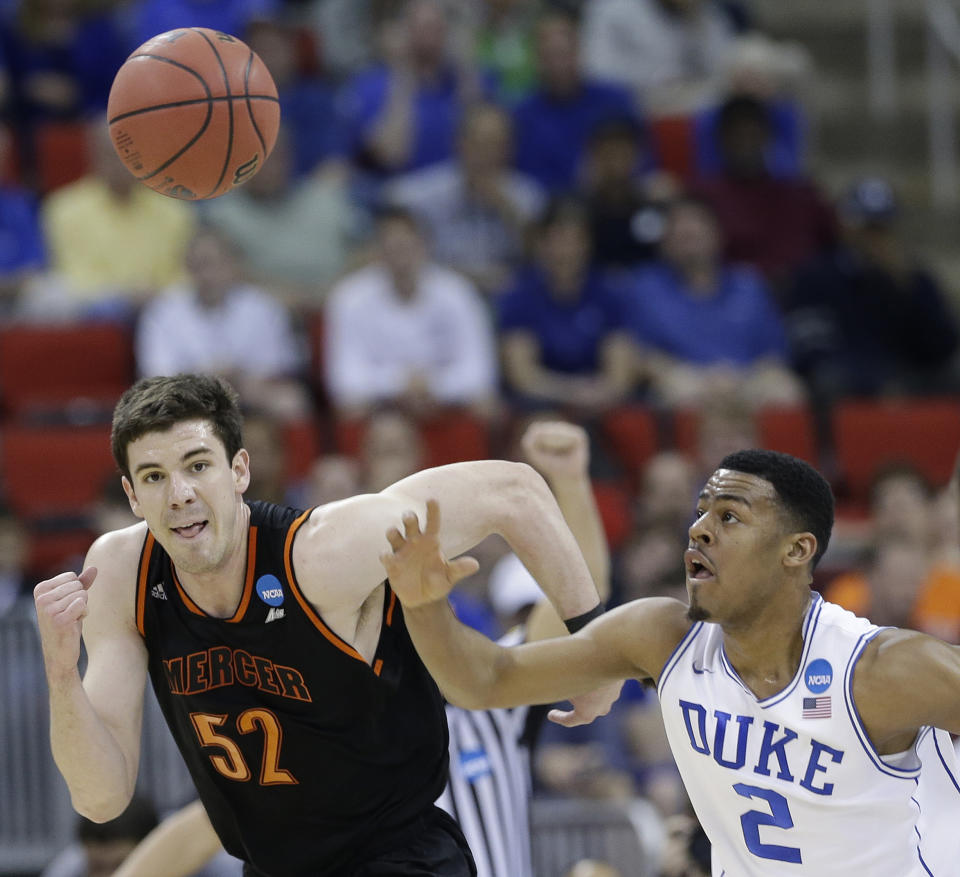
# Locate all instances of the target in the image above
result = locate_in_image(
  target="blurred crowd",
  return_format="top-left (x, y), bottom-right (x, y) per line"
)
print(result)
top-left (3, 1), bottom-right (960, 875)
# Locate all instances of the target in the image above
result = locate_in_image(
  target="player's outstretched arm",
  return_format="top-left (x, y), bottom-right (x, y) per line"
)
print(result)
top-left (295, 458), bottom-right (605, 635)
top-left (114, 799), bottom-right (223, 877)
top-left (382, 500), bottom-right (689, 723)
top-left (34, 526), bottom-right (149, 821)
top-left (854, 628), bottom-right (960, 751)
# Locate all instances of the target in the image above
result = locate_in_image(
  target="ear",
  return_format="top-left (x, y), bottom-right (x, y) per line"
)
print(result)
top-left (121, 476), bottom-right (145, 519)
top-left (233, 448), bottom-right (251, 494)
top-left (783, 532), bottom-right (817, 569)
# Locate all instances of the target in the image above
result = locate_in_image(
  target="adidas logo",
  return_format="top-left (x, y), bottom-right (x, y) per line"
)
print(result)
top-left (151, 582), bottom-right (167, 601)
top-left (265, 607), bottom-right (285, 623)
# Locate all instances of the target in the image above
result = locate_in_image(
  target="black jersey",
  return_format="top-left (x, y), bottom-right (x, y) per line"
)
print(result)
top-left (135, 501), bottom-right (450, 876)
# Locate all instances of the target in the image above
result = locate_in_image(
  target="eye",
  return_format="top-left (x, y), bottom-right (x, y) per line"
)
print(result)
top-left (721, 511), bottom-right (738, 523)
top-left (191, 461), bottom-right (209, 473)
top-left (143, 471), bottom-right (163, 484)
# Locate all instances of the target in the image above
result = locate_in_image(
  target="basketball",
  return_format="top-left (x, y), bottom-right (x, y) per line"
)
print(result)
top-left (107, 27), bottom-right (281, 200)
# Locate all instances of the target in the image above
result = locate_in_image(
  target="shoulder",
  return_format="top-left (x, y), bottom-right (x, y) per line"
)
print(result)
top-left (84, 522), bottom-right (151, 630)
top-left (422, 264), bottom-right (482, 302)
top-left (596, 597), bottom-right (693, 682)
top-left (85, 521), bottom-right (150, 572)
top-left (327, 265), bottom-right (385, 306)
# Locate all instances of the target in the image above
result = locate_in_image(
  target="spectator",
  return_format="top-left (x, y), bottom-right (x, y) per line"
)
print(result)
top-left (784, 177), bottom-right (960, 400)
top-left (40, 793), bottom-right (159, 877)
top-left (338, 0), bottom-right (488, 177)
top-left (693, 32), bottom-right (812, 180)
top-left (580, 116), bottom-right (678, 271)
top-left (473, 0), bottom-right (538, 103)
top-left (36, 114), bottom-right (194, 319)
top-left (323, 205), bottom-right (498, 419)
top-left (241, 410), bottom-right (291, 505)
top-left (624, 196), bottom-right (804, 408)
top-left (135, 226), bottom-right (310, 420)
top-left (125, 0), bottom-right (280, 50)
top-left (387, 101), bottom-right (544, 295)
top-left (244, 18), bottom-right (346, 178)
top-left (359, 407), bottom-right (426, 493)
top-left (512, 8), bottom-right (638, 191)
top-left (202, 125), bottom-right (362, 303)
top-left (0, 0), bottom-right (128, 127)
top-left (497, 196), bottom-right (636, 414)
top-left (693, 94), bottom-right (836, 290)
top-left (581, 0), bottom-right (738, 115)
top-left (0, 122), bottom-right (45, 316)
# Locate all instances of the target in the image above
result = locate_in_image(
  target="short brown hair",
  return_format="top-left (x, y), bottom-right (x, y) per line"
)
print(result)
top-left (111, 374), bottom-right (243, 480)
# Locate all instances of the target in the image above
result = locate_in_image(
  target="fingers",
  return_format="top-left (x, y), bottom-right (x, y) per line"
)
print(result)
top-left (547, 707), bottom-right (589, 728)
top-left (446, 555), bottom-right (480, 584)
top-left (78, 567), bottom-right (98, 590)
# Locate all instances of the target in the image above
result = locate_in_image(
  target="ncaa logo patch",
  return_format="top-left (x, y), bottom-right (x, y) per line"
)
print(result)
top-left (256, 574), bottom-right (285, 607)
top-left (804, 658), bottom-right (833, 694)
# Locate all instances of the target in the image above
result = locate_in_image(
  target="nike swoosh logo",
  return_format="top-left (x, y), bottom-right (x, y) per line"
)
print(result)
top-left (692, 663), bottom-right (714, 674)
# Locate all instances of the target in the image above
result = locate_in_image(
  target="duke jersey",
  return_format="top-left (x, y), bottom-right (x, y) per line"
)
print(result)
top-left (658, 593), bottom-right (950, 876)
top-left (135, 501), bottom-right (449, 876)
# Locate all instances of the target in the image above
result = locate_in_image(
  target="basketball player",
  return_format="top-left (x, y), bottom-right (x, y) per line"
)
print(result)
top-left (33, 375), bottom-right (619, 876)
top-left (109, 419), bottom-right (612, 877)
top-left (382, 449), bottom-right (960, 876)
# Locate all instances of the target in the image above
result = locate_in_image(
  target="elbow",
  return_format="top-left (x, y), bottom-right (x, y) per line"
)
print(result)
top-left (72, 789), bottom-right (133, 824)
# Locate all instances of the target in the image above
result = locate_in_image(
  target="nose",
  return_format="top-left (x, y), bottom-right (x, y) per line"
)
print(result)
top-left (168, 472), bottom-right (196, 507)
top-left (688, 514), bottom-right (712, 546)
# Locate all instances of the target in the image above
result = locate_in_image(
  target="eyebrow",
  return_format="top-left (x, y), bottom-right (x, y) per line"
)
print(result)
top-left (134, 446), bottom-right (216, 475)
top-left (698, 491), bottom-right (753, 508)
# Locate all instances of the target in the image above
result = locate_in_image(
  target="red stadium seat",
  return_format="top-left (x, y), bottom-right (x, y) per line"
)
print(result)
top-left (592, 480), bottom-right (633, 550)
top-left (832, 397), bottom-right (960, 501)
top-left (0, 323), bottom-right (134, 421)
top-left (35, 120), bottom-right (90, 194)
top-left (1, 424), bottom-right (117, 518)
top-left (26, 525), bottom-right (97, 578)
top-left (282, 418), bottom-right (322, 482)
top-left (648, 115), bottom-right (696, 181)
top-left (600, 406), bottom-right (660, 486)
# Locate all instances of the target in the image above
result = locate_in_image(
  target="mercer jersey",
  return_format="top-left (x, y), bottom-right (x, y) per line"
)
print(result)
top-left (135, 501), bottom-right (448, 876)
top-left (658, 593), bottom-right (948, 876)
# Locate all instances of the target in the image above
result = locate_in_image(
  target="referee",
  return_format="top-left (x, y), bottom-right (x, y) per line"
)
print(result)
top-left (112, 421), bottom-right (610, 877)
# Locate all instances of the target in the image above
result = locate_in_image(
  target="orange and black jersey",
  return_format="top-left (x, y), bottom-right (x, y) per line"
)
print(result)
top-left (136, 501), bottom-right (449, 876)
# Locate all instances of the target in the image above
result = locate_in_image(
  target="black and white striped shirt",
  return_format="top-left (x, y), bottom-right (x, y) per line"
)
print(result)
top-left (436, 629), bottom-right (544, 877)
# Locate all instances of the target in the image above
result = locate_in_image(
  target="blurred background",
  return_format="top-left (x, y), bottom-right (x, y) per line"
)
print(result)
top-left (1, 1), bottom-right (960, 875)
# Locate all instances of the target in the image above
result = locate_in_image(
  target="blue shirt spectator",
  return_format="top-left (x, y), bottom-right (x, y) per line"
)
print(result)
top-left (499, 265), bottom-right (628, 374)
top-left (513, 10), bottom-right (638, 191)
top-left (0, 7), bottom-right (128, 124)
top-left (626, 261), bottom-right (789, 365)
top-left (0, 183), bottom-right (44, 275)
top-left (124, 0), bottom-right (279, 48)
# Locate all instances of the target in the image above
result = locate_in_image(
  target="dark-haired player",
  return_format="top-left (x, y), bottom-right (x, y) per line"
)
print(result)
top-left (383, 449), bottom-right (960, 876)
top-left (33, 374), bottom-right (618, 876)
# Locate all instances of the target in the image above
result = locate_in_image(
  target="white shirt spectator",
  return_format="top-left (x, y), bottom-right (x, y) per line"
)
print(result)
top-left (136, 283), bottom-right (304, 379)
top-left (323, 263), bottom-right (497, 409)
top-left (581, 0), bottom-right (736, 111)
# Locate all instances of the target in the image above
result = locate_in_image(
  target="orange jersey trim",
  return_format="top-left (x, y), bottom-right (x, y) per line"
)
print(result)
top-left (283, 508), bottom-right (367, 664)
top-left (385, 589), bottom-right (397, 627)
top-left (135, 532), bottom-right (156, 637)
top-left (172, 526), bottom-right (258, 622)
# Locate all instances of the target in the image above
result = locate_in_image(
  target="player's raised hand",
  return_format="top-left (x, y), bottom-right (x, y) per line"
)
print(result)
top-left (34, 567), bottom-right (97, 678)
top-left (381, 500), bottom-right (479, 608)
top-left (521, 420), bottom-right (589, 481)
top-left (548, 678), bottom-right (624, 728)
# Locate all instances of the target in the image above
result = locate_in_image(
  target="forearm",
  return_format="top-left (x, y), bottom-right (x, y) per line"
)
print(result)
top-left (114, 800), bottom-right (222, 877)
top-left (546, 471), bottom-right (610, 601)
top-left (47, 669), bottom-right (137, 820)
top-left (367, 73), bottom-right (415, 168)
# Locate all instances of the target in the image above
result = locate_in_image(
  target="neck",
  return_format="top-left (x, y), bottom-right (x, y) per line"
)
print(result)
top-left (720, 587), bottom-right (813, 699)
top-left (176, 503), bottom-right (251, 618)
top-left (679, 262), bottom-right (717, 293)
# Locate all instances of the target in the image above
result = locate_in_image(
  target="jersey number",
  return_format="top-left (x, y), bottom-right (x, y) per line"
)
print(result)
top-left (733, 783), bottom-right (802, 864)
top-left (190, 709), bottom-right (298, 786)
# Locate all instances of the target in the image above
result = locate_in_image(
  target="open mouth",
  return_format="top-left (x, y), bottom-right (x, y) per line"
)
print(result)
top-left (171, 521), bottom-right (208, 539)
top-left (685, 549), bottom-right (715, 580)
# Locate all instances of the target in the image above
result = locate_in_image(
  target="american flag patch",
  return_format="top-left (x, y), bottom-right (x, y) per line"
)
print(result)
top-left (803, 696), bottom-right (831, 719)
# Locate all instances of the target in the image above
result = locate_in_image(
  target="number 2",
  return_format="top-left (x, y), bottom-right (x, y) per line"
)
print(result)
top-left (191, 708), bottom-right (297, 786)
top-left (733, 783), bottom-right (802, 864)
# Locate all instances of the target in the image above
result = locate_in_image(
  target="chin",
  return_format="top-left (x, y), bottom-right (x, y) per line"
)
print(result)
top-left (687, 603), bottom-right (712, 622)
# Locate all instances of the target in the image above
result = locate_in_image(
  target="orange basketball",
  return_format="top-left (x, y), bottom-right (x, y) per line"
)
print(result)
top-left (107, 27), bottom-right (280, 200)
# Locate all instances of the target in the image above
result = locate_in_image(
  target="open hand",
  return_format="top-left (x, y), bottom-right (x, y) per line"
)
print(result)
top-left (547, 679), bottom-right (624, 728)
top-left (380, 499), bottom-right (479, 608)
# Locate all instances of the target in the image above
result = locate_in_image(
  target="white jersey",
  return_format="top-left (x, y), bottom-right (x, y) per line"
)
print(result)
top-left (658, 593), bottom-right (953, 876)
top-left (915, 726), bottom-right (960, 874)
